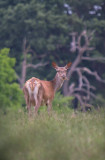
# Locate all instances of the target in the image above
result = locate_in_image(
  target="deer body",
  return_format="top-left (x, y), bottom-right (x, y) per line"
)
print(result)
top-left (23, 62), bottom-right (71, 115)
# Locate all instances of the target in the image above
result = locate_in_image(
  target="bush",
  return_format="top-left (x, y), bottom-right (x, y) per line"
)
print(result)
top-left (52, 92), bottom-right (73, 112)
top-left (0, 48), bottom-right (22, 110)
top-left (92, 94), bottom-right (105, 108)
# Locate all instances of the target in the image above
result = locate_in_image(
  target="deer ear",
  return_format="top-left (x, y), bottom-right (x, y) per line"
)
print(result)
top-left (52, 62), bottom-right (58, 69)
top-left (65, 62), bottom-right (72, 70)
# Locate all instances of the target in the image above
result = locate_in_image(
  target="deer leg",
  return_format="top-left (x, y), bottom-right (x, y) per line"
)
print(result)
top-left (27, 105), bottom-right (31, 116)
top-left (47, 100), bottom-right (52, 115)
top-left (34, 99), bottom-right (42, 115)
top-left (23, 88), bottom-right (31, 116)
top-left (24, 95), bottom-right (31, 116)
top-left (34, 91), bottom-right (42, 115)
top-left (27, 99), bottom-right (31, 116)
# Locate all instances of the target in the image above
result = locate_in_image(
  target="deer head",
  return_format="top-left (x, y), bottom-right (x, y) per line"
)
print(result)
top-left (52, 62), bottom-right (72, 80)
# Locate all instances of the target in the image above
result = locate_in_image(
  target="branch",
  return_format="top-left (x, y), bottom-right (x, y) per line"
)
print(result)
top-left (36, 54), bottom-right (48, 59)
top-left (82, 84), bottom-right (96, 90)
top-left (81, 67), bottom-right (105, 83)
top-left (82, 76), bottom-right (91, 100)
top-left (73, 68), bottom-right (96, 99)
top-left (72, 94), bottom-right (84, 109)
top-left (68, 83), bottom-right (75, 95)
top-left (77, 30), bottom-right (88, 50)
top-left (72, 93), bottom-right (93, 109)
top-left (73, 88), bottom-right (96, 99)
top-left (82, 76), bottom-right (96, 90)
top-left (70, 32), bottom-right (78, 52)
top-left (26, 62), bottom-right (49, 69)
top-left (63, 30), bottom-right (105, 110)
top-left (77, 30), bottom-right (94, 54)
top-left (82, 56), bottom-right (105, 62)
top-left (75, 68), bottom-right (83, 88)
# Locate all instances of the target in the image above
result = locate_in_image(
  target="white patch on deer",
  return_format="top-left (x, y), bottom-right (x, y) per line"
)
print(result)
top-left (33, 81), bottom-right (40, 104)
top-left (26, 81), bottom-right (32, 98)
top-left (26, 80), bottom-right (40, 101)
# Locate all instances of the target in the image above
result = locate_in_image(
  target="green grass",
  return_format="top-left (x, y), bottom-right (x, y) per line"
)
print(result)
top-left (0, 108), bottom-right (105, 160)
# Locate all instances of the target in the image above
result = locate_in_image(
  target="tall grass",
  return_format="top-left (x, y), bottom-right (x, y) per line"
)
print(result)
top-left (0, 108), bottom-right (105, 160)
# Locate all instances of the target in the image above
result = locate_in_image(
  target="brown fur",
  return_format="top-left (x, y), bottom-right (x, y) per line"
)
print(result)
top-left (23, 62), bottom-right (72, 115)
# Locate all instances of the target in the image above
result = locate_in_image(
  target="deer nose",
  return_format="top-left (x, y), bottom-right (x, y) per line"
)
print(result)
top-left (62, 75), bottom-right (66, 79)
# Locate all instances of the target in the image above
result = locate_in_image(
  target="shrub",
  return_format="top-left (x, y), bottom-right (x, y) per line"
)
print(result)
top-left (52, 92), bottom-right (73, 112)
top-left (0, 48), bottom-right (22, 110)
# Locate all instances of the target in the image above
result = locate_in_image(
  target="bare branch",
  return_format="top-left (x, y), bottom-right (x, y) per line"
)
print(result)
top-left (82, 56), bottom-right (105, 62)
top-left (72, 94), bottom-right (84, 109)
top-left (82, 76), bottom-right (96, 90)
top-left (72, 93), bottom-right (93, 109)
top-left (68, 83), bottom-right (75, 95)
top-left (82, 84), bottom-right (96, 90)
top-left (77, 30), bottom-right (88, 49)
top-left (73, 88), bottom-right (96, 99)
top-left (23, 38), bottom-right (27, 56)
top-left (81, 67), bottom-right (105, 83)
top-left (75, 68), bottom-right (83, 88)
top-left (88, 30), bottom-right (95, 41)
top-left (73, 67), bottom-right (96, 99)
top-left (36, 54), bottom-right (48, 59)
top-left (63, 30), bottom-right (104, 110)
top-left (70, 32), bottom-right (78, 52)
top-left (82, 76), bottom-right (90, 100)
top-left (26, 62), bottom-right (49, 69)
top-left (18, 38), bottom-right (49, 88)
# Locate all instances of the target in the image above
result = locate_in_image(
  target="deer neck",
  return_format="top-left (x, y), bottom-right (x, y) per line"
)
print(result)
top-left (52, 73), bottom-right (64, 92)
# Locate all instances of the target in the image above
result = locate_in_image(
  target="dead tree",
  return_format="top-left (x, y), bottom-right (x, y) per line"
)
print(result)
top-left (63, 30), bottom-right (105, 110)
top-left (70, 32), bottom-right (77, 52)
top-left (16, 38), bottom-right (48, 88)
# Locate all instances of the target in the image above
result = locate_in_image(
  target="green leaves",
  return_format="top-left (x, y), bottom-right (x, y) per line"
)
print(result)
top-left (53, 92), bottom-right (73, 112)
top-left (0, 48), bottom-right (15, 82)
top-left (0, 48), bottom-right (22, 109)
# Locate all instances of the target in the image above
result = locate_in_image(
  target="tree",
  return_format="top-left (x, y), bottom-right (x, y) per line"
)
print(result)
top-left (0, 48), bottom-right (22, 109)
top-left (0, 0), bottom-right (105, 108)
top-left (16, 38), bottom-right (48, 88)
top-left (0, 0), bottom-right (70, 82)
top-left (63, 30), bottom-right (105, 110)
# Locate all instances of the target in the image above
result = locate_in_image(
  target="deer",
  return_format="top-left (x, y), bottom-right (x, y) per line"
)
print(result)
top-left (23, 62), bottom-right (72, 115)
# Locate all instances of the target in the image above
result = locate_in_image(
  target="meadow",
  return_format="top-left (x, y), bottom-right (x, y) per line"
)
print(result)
top-left (0, 107), bottom-right (105, 160)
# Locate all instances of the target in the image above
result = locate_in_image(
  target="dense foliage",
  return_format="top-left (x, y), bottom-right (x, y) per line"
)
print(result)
top-left (0, 48), bottom-right (22, 109)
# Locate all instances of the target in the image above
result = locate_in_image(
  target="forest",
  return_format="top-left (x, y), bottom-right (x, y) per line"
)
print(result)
top-left (0, 0), bottom-right (105, 160)
top-left (0, 0), bottom-right (105, 109)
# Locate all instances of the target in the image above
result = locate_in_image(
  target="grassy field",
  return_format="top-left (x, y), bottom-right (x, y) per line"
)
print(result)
top-left (0, 108), bottom-right (105, 160)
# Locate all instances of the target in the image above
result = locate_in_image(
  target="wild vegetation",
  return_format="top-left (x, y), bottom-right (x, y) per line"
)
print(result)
top-left (0, 48), bottom-right (23, 110)
top-left (0, 108), bottom-right (105, 160)
top-left (0, 1), bottom-right (105, 159)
